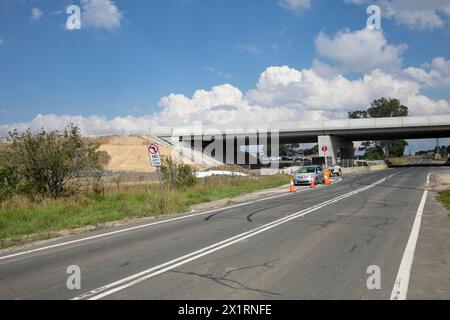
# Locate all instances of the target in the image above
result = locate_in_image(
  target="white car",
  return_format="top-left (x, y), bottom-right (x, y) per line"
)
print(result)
top-left (331, 164), bottom-right (342, 176)
top-left (294, 166), bottom-right (324, 185)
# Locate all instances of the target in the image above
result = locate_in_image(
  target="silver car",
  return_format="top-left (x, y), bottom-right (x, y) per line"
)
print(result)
top-left (294, 166), bottom-right (324, 185)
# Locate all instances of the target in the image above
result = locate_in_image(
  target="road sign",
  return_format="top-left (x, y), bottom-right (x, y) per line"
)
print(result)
top-left (148, 144), bottom-right (161, 167)
top-left (148, 144), bottom-right (159, 155)
top-left (147, 144), bottom-right (164, 207)
top-left (322, 146), bottom-right (328, 153)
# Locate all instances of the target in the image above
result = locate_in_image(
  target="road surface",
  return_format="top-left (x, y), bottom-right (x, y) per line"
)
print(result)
top-left (0, 166), bottom-right (444, 300)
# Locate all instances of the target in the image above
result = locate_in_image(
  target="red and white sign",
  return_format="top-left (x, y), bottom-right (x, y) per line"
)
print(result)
top-left (148, 144), bottom-right (159, 155)
top-left (322, 146), bottom-right (328, 153)
top-left (147, 144), bottom-right (161, 167)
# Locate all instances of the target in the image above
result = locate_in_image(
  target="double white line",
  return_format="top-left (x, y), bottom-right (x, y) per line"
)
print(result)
top-left (74, 175), bottom-right (391, 300)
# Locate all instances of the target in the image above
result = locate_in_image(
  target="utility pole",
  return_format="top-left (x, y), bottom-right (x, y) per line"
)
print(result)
top-left (436, 138), bottom-right (441, 159)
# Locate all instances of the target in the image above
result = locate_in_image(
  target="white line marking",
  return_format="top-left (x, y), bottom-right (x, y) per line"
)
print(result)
top-left (74, 176), bottom-right (390, 300)
top-left (390, 173), bottom-right (429, 300)
top-left (0, 179), bottom-right (342, 262)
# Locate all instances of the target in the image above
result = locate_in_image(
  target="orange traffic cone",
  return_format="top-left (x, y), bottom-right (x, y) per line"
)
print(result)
top-left (290, 177), bottom-right (296, 193)
top-left (310, 180), bottom-right (315, 188)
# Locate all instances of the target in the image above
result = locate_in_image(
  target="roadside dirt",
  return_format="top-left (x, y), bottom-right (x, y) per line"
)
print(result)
top-left (430, 172), bottom-right (450, 192)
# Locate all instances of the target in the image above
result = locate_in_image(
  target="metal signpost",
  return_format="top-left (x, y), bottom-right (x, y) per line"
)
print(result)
top-left (321, 146), bottom-right (330, 168)
top-left (147, 144), bottom-right (164, 206)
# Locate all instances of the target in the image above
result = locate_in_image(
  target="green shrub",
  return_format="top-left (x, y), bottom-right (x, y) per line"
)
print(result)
top-left (2, 124), bottom-right (103, 199)
top-left (160, 156), bottom-right (197, 189)
top-left (0, 166), bottom-right (19, 201)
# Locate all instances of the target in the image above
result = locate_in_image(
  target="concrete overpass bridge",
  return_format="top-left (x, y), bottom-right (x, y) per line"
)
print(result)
top-left (155, 115), bottom-right (450, 165)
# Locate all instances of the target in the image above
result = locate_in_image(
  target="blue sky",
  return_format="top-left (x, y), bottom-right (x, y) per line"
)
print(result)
top-left (0, 0), bottom-right (450, 151)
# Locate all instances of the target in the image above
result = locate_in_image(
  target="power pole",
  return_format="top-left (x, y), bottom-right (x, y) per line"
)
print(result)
top-left (436, 138), bottom-right (441, 159)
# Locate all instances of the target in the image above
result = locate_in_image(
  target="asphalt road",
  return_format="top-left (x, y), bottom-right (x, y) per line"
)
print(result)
top-left (0, 166), bottom-right (442, 300)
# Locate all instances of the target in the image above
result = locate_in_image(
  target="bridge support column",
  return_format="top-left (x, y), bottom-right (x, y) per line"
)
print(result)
top-left (318, 135), bottom-right (354, 166)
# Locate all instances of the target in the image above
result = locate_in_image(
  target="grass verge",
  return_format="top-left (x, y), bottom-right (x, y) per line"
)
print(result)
top-left (0, 174), bottom-right (289, 249)
top-left (437, 190), bottom-right (450, 213)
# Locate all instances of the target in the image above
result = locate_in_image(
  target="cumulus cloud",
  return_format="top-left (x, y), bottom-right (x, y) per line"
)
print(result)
top-left (404, 57), bottom-right (450, 88)
top-left (315, 28), bottom-right (407, 73)
top-left (31, 8), bottom-right (43, 21)
top-left (2, 65), bottom-right (449, 137)
top-left (247, 66), bottom-right (450, 116)
top-left (81, 0), bottom-right (123, 30)
top-left (344, 0), bottom-right (450, 30)
top-left (279, 0), bottom-right (313, 12)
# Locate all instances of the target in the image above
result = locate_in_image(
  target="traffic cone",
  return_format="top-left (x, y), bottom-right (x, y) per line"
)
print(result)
top-left (290, 177), bottom-right (295, 193)
top-left (310, 180), bottom-right (315, 188)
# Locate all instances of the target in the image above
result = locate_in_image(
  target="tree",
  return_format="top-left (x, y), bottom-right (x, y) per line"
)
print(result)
top-left (389, 140), bottom-right (409, 157)
top-left (2, 124), bottom-right (102, 199)
top-left (350, 98), bottom-right (409, 159)
top-left (303, 145), bottom-right (319, 156)
top-left (279, 143), bottom-right (300, 157)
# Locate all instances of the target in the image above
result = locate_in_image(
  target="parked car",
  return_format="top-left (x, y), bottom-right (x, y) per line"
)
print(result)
top-left (331, 163), bottom-right (342, 176)
top-left (294, 165), bottom-right (324, 185)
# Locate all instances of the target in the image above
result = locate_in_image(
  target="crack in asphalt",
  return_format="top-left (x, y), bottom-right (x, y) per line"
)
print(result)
top-left (366, 235), bottom-right (378, 244)
top-left (170, 259), bottom-right (281, 297)
top-left (372, 217), bottom-right (391, 231)
top-left (309, 219), bottom-right (335, 230)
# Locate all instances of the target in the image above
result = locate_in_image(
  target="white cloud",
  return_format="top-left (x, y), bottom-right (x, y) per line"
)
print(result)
top-left (81, 0), bottom-right (123, 30)
top-left (31, 8), bottom-right (43, 21)
top-left (404, 57), bottom-right (450, 88)
top-left (204, 67), bottom-right (232, 79)
top-left (311, 59), bottom-right (343, 79)
top-left (315, 28), bottom-right (407, 73)
top-left (2, 65), bottom-right (449, 137)
top-left (235, 44), bottom-right (260, 54)
top-left (279, 0), bottom-right (312, 12)
top-left (246, 66), bottom-right (450, 116)
top-left (344, 0), bottom-right (450, 30)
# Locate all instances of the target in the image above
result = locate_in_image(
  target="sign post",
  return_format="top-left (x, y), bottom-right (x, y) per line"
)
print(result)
top-left (147, 144), bottom-right (164, 208)
top-left (321, 146), bottom-right (329, 168)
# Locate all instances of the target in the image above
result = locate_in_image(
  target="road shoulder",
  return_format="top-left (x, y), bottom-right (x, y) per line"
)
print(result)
top-left (408, 172), bottom-right (450, 299)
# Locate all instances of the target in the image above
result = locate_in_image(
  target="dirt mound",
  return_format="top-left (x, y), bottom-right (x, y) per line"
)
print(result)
top-left (97, 135), bottom-right (202, 173)
top-left (98, 136), bottom-right (171, 173)
top-left (96, 136), bottom-right (150, 146)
